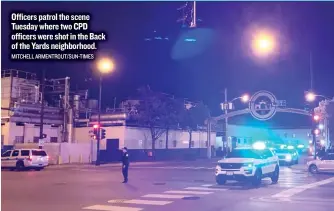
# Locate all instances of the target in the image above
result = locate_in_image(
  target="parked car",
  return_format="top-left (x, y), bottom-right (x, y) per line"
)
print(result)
top-left (1, 149), bottom-right (49, 171)
top-left (307, 153), bottom-right (334, 174)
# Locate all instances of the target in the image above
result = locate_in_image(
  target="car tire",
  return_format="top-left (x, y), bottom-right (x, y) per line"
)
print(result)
top-left (252, 169), bottom-right (262, 187)
top-left (271, 166), bottom-right (279, 184)
top-left (309, 164), bottom-right (318, 174)
top-left (35, 167), bottom-right (44, 171)
top-left (16, 161), bottom-right (25, 171)
top-left (295, 159), bottom-right (299, 164)
top-left (216, 176), bottom-right (226, 185)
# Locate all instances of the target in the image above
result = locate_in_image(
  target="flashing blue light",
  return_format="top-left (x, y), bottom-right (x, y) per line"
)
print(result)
top-left (287, 146), bottom-right (294, 149)
top-left (184, 38), bottom-right (196, 42)
top-left (297, 144), bottom-right (304, 148)
top-left (252, 142), bottom-right (266, 150)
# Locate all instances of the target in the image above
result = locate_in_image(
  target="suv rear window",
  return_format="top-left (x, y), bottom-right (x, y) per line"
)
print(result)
top-left (32, 150), bottom-right (47, 156)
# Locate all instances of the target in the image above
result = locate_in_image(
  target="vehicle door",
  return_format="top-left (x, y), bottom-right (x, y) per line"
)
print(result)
top-left (258, 150), bottom-right (271, 174)
top-left (1, 150), bottom-right (12, 167)
top-left (10, 150), bottom-right (20, 167)
top-left (325, 154), bottom-right (334, 171)
top-left (264, 149), bottom-right (276, 172)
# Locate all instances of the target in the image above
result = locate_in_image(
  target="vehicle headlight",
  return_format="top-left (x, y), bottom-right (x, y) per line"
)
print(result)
top-left (285, 154), bottom-right (292, 161)
top-left (242, 163), bottom-right (253, 168)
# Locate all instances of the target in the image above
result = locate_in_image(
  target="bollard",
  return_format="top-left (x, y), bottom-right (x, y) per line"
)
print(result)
top-left (88, 155), bottom-right (91, 164)
top-left (68, 155), bottom-right (71, 164)
top-left (79, 154), bottom-right (83, 163)
top-left (58, 155), bottom-right (62, 165)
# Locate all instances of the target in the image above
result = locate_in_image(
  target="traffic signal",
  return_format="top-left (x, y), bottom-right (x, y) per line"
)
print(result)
top-left (93, 124), bottom-right (99, 136)
top-left (100, 128), bottom-right (106, 140)
top-left (313, 114), bottom-right (320, 122)
top-left (313, 128), bottom-right (320, 136)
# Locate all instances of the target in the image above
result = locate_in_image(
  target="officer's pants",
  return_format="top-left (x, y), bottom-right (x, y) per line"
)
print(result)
top-left (122, 164), bottom-right (129, 181)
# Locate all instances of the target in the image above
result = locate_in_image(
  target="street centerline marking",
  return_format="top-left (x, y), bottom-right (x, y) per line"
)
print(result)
top-left (142, 194), bottom-right (191, 199)
top-left (165, 190), bottom-right (213, 195)
top-left (272, 177), bottom-right (334, 198)
top-left (83, 205), bottom-right (143, 211)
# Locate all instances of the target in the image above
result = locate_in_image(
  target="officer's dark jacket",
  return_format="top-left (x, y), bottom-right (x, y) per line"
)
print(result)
top-left (122, 152), bottom-right (129, 165)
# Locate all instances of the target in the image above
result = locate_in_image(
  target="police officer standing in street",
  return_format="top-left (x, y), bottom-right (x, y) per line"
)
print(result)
top-left (121, 147), bottom-right (129, 183)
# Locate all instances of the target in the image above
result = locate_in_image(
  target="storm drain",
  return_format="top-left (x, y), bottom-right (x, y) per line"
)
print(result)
top-left (182, 196), bottom-right (200, 200)
top-left (153, 182), bottom-right (166, 185)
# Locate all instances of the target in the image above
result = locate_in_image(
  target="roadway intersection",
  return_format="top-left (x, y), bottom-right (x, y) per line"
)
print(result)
top-left (2, 160), bottom-right (334, 211)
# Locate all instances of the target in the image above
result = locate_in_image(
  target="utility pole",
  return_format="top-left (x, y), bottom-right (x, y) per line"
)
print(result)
top-left (39, 70), bottom-right (45, 149)
top-left (96, 74), bottom-right (102, 166)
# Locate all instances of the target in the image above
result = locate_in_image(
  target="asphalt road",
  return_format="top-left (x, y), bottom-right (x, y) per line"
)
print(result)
top-left (2, 161), bottom-right (334, 211)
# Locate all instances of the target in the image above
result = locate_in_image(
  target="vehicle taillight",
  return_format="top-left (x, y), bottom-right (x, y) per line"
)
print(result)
top-left (27, 156), bottom-right (32, 161)
top-left (46, 156), bottom-right (49, 160)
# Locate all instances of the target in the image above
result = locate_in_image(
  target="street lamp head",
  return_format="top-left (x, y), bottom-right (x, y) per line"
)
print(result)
top-left (241, 94), bottom-right (250, 103)
top-left (251, 31), bottom-right (276, 57)
top-left (97, 57), bottom-right (115, 74)
top-left (305, 91), bottom-right (316, 102)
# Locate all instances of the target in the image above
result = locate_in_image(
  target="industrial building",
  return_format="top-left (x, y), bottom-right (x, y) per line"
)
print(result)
top-left (1, 69), bottom-right (316, 163)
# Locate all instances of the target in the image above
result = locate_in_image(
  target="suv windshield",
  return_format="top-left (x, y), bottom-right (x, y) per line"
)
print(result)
top-left (32, 150), bottom-right (47, 156)
top-left (226, 149), bottom-right (262, 159)
top-left (275, 149), bottom-right (292, 153)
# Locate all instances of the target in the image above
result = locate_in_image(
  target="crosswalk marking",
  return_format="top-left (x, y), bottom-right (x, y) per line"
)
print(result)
top-left (142, 194), bottom-right (191, 199)
top-left (184, 187), bottom-right (227, 191)
top-left (83, 205), bottom-right (143, 211)
top-left (108, 199), bottom-right (173, 206)
top-left (164, 190), bottom-right (213, 195)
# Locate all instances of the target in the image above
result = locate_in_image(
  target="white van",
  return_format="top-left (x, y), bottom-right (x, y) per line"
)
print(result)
top-left (1, 149), bottom-right (49, 171)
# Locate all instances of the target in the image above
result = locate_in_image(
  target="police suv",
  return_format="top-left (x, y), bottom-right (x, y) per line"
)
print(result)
top-left (215, 145), bottom-right (279, 186)
top-left (1, 149), bottom-right (49, 171)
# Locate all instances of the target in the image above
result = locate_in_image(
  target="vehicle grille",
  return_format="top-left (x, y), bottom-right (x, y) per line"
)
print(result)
top-left (220, 163), bottom-right (243, 169)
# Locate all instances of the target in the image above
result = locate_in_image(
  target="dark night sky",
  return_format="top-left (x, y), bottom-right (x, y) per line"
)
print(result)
top-left (2, 2), bottom-right (334, 127)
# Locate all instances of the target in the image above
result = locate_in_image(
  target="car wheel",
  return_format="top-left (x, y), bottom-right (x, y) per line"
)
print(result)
top-left (35, 167), bottom-right (44, 171)
top-left (216, 176), bottom-right (226, 185)
top-left (295, 159), bottom-right (299, 164)
top-left (271, 166), bottom-right (279, 184)
top-left (252, 169), bottom-right (262, 187)
top-left (309, 164), bottom-right (318, 174)
top-left (16, 161), bottom-right (25, 171)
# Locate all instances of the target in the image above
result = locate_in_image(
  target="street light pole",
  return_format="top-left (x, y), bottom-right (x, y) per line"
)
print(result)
top-left (224, 88), bottom-right (228, 152)
top-left (96, 74), bottom-right (102, 166)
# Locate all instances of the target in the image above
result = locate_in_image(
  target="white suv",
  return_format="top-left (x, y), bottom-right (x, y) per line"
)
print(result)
top-left (1, 149), bottom-right (49, 171)
top-left (215, 148), bottom-right (279, 186)
top-left (307, 153), bottom-right (334, 174)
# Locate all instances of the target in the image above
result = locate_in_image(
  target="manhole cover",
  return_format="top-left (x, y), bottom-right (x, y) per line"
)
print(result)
top-left (153, 182), bottom-right (166, 185)
top-left (182, 196), bottom-right (200, 200)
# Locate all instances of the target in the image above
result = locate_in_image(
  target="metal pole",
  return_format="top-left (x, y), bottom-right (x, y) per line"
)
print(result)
top-left (39, 70), bottom-right (45, 149)
top-left (312, 109), bottom-right (317, 160)
top-left (224, 88), bottom-right (228, 151)
top-left (96, 74), bottom-right (102, 166)
top-left (207, 119), bottom-right (211, 159)
top-left (310, 51), bottom-right (313, 90)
